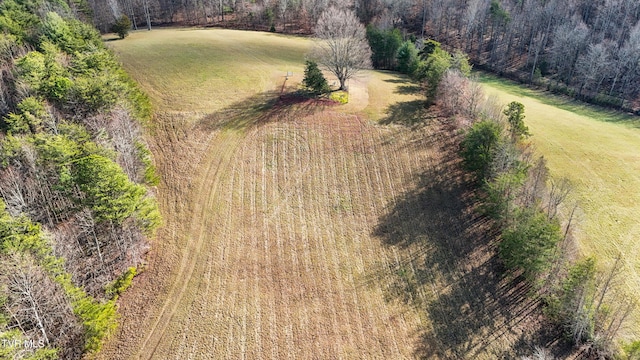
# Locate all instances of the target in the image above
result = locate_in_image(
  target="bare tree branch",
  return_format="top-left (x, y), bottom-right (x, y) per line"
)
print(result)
top-left (312, 6), bottom-right (372, 90)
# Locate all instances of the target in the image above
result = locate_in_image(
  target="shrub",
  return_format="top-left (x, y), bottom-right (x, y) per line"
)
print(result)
top-left (72, 154), bottom-right (148, 224)
top-left (303, 60), bottom-right (330, 95)
top-left (396, 40), bottom-right (419, 76)
top-left (481, 167), bottom-right (526, 224)
top-left (619, 341), bottom-right (640, 359)
top-left (70, 49), bottom-right (117, 74)
top-left (422, 47), bottom-right (452, 103)
top-left (72, 295), bottom-right (118, 352)
top-left (329, 91), bottom-right (348, 104)
top-left (0, 135), bottom-right (23, 167)
top-left (0, 0), bottom-right (42, 44)
top-left (3, 113), bottom-right (30, 134)
top-left (593, 92), bottom-right (624, 108)
top-left (136, 141), bottom-right (160, 186)
top-left (499, 209), bottom-right (562, 282)
top-left (111, 15), bottom-right (131, 39)
top-left (15, 50), bottom-right (46, 89)
top-left (451, 50), bottom-right (472, 76)
top-left (105, 266), bottom-right (137, 299)
top-left (41, 12), bottom-right (80, 53)
top-left (460, 120), bottom-right (502, 181)
top-left (43, 74), bottom-right (73, 102)
top-left (545, 257), bottom-right (598, 343)
top-left (504, 101), bottom-right (529, 139)
top-left (69, 72), bottom-right (126, 113)
top-left (0, 33), bottom-right (19, 62)
top-left (2, 96), bottom-right (48, 134)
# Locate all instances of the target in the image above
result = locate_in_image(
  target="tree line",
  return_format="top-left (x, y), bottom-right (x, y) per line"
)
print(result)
top-left (0, 0), bottom-right (160, 358)
top-left (435, 65), bottom-right (639, 357)
top-left (87, 0), bottom-right (640, 112)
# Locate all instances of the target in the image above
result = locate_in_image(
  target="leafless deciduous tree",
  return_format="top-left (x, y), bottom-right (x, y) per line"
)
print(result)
top-left (547, 177), bottom-right (572, 220)
top-left (312, 6), bottom-right (372, 90)
top-left (0, 253), bottom-right (84, 359)
top-left (436, 69), bottom-right (485, 121)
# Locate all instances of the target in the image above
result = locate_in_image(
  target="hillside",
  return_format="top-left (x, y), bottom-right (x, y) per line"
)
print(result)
top-left (97, 28), bottom-right (575, 359)
top-left (0, 0), bottom-right (159, 358)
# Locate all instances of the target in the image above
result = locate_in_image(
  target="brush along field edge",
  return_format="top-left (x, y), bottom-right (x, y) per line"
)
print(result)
top-left (480, 74), bottom-right (640, 337)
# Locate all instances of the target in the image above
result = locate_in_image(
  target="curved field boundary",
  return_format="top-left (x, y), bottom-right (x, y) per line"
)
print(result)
top-left (99, 29), bottom-right (569, 359)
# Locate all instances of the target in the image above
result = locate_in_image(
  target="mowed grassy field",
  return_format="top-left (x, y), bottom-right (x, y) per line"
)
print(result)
top-left (100, 28), bottom-right (568, 359)
top-left (479, 73), bottom-right (640, 336)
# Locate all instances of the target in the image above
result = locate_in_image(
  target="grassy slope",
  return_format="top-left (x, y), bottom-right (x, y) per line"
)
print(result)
top-left (479, 73), bottom-right (640, 336)
top-left (101, 28), bottom-right (570, 359)
top-left (109, 29), bottom-right (311, 112)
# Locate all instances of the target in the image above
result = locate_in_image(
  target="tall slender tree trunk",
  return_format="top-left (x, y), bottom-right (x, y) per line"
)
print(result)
top-left (127, 0), bottom-right (138, 30)
top-left (530, 33), bottom-right (545, 83)
top-left (476, 19), bottom-right (486, 58)
top-left (421, 0), bottom-right (426, 38)
top-left (143, 0), bottom-right (151, 30)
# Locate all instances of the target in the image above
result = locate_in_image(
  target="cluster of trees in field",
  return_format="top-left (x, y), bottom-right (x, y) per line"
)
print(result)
top-left (365, 30), bottom-right (473, 105)
top-left (440, 70), bottom-right (638, 357)
top-left (90, 0), bottom-right (640, 112)
top-left (0, 0), bottom-right (160, 358)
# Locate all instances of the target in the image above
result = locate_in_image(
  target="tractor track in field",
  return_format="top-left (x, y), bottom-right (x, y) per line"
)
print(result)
top-left (136, 128), bottom-right (245, 359)
top-left (99, 28), bottom-right (576, 358)
top-left (98, 103), bottom-right (565, 359)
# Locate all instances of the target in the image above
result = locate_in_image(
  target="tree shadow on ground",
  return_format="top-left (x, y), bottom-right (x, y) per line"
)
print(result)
top-left (379, 100), bottom-right (427, 126)
top-left (382, 77), bottom-right (423, 96)
top-left (369, 118), bottom-right (572, 358)
top-left (150, 90), bottom-right (335, 202)
top-left (196, 90), bottom-right (335, 132)
top-left (477, 72), bottom-right (640, 128)
top-left (395, 84), bottom-right (423, 95)
top-left (382, 77), bottom-right (412, 84)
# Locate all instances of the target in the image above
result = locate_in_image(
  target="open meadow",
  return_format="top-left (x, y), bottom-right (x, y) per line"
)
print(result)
top-left (99, 28), bottom-right (577, 359)
top-left (480, 73), bottom-right (640, 338)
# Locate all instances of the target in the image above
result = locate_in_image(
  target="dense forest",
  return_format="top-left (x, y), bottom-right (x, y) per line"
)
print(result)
top-left (0, 0), bottom-right (159, 358)
top-left (88, 0), bottom-right (640, 112)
